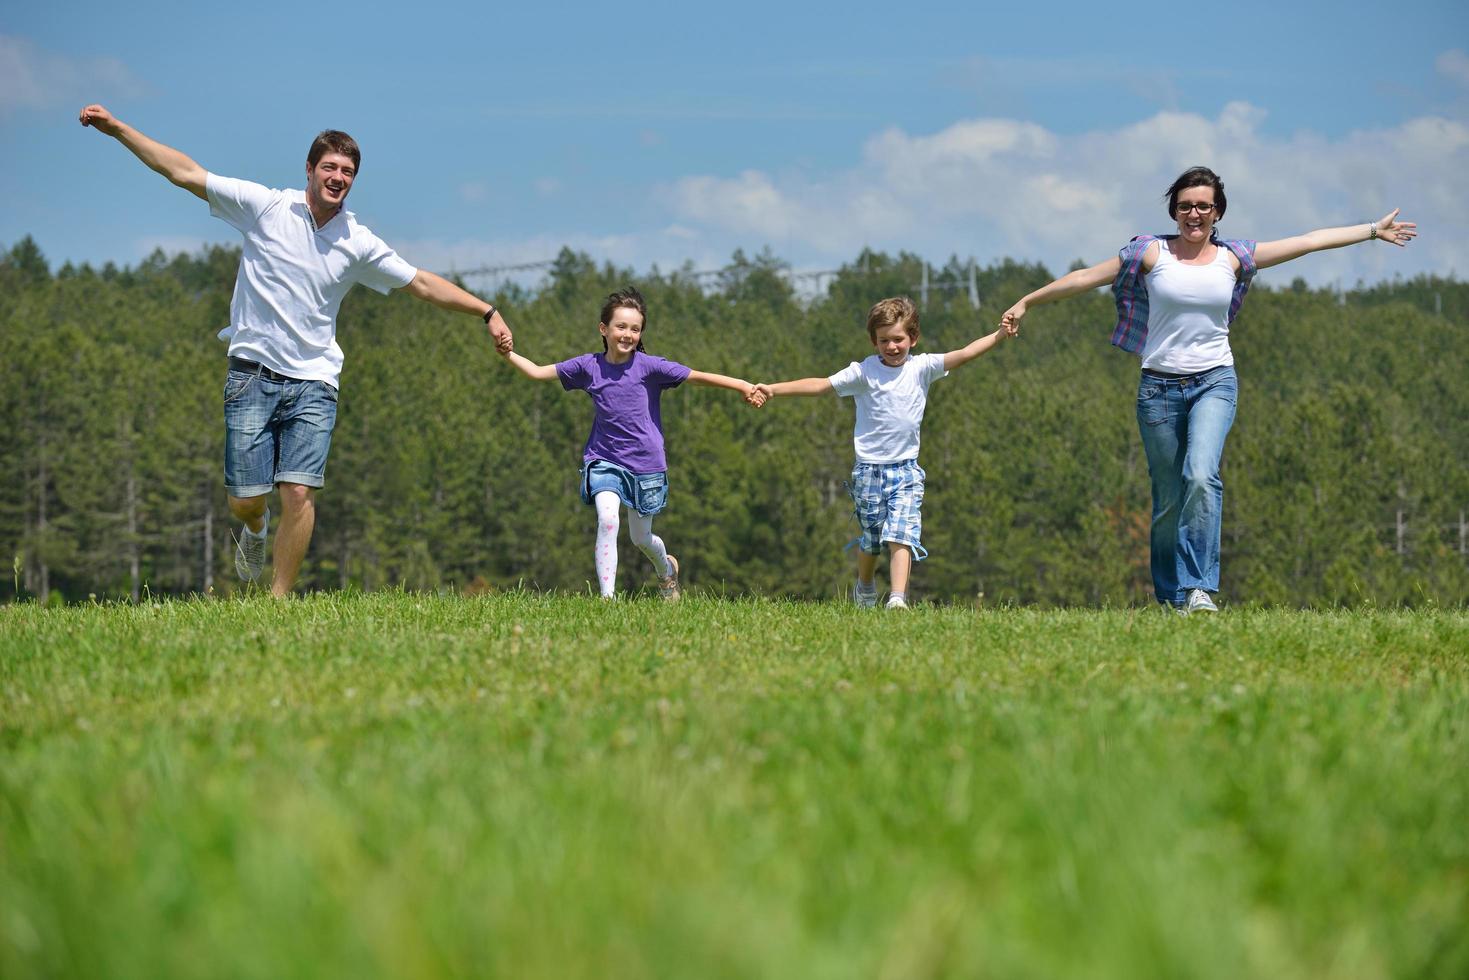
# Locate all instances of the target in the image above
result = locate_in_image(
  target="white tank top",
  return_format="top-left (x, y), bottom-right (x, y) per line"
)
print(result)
top-left (1140, 242), bottom-right (1237, 373)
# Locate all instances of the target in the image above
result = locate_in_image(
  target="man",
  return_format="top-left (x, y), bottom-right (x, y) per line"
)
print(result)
top-left (79, 104), bottom-right (513, 597)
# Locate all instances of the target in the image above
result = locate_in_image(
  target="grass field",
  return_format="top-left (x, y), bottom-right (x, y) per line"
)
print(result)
top-left (2, 594), bottom-right (1467, 979)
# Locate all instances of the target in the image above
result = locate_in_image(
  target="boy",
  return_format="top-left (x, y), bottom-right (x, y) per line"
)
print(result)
top-left (755, 297), bottom-right (1013, 608)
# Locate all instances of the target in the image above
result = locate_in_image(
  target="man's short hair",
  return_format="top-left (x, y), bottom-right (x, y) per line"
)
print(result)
top-left (867, 296), bottom-right (919, 342)
top-left (308, 130), bottom-right (360, 170)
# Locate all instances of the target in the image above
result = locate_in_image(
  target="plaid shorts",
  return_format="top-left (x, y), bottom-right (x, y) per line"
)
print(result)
top-left (847, 459), bottom-right (928, 560)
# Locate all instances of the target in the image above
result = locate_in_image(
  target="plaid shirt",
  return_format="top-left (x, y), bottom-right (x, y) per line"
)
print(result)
top-left (1109, 234), bottom-right (1257, 356)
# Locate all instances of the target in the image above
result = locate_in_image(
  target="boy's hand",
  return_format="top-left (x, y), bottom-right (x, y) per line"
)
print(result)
top-left (1000, 301), bottom-right (1026, 337)
top-left (753, 382), bottom-right (774, 403)
top-left (743, 383), bottom-right (767, 408)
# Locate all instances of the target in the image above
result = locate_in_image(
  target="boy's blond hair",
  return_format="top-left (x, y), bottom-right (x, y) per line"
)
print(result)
top-left (866, 296), bottom-right (920, 343)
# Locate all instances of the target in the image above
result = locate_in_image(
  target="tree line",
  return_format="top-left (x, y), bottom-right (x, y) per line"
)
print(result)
top-left (3, 237), bottom-right (1466, 606)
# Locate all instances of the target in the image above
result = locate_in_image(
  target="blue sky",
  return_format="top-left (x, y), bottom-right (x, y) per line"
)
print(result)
top-left (4, 0), bottom-right (1466, 291)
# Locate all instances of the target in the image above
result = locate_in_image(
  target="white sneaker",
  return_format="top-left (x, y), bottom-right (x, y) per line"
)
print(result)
top-left (1185, 588), bottom-right (1218, 614)
top-left (853, 581), bottom-right (878, 608)
top-left (234, 510), bottom-right (269, 582)
top-left (885, 595), bottom-right (909, 610)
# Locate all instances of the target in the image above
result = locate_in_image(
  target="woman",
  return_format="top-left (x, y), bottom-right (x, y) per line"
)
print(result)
top-left (1000, 166), bottom-right (1416, 612)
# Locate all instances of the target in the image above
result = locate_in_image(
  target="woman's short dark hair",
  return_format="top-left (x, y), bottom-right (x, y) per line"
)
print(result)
top-left (599, 286), bottom-right (647, 353)
top-left (1165, 166), bottom-right (1227, 221)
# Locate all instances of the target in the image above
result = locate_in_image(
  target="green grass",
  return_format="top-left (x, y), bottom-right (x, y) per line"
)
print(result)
top-left (3, 594), bottom-right (1467, 979)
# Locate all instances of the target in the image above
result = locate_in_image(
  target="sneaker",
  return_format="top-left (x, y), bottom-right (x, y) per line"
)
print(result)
top-left (659, 555), bottom-right (681, 602)
top-left (853, 581), bottom-right (878, 608)
top-left (885, 595), bottom-right (909, 610)
top-left (234, 509), bottom-right (269, 582)
top-left (1185, 588), bottom-right (1218, 614)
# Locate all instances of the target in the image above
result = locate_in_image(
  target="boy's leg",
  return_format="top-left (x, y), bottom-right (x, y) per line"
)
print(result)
top-left (593, 491), bottom-right (621, 598)
top-left (887, 543), bottom-right (913, 595)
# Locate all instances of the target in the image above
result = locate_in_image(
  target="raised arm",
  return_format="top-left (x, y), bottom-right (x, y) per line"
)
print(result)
top-left (943, 326), bottom-right (1013, 372)
top-left (499, 350), bottom-right (559, 382)
top-left (402, 270), bottom-right (513, 352)
top-left (999, 256), bottom-right (1121, 334)
top-left (1253, 210), bottom-right (1417, 270)
top-left (78, 105), bottom-right (207, 200)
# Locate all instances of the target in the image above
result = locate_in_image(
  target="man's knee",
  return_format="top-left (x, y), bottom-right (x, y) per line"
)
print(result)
top-left (228, 494), bottom-right (268, 521)
top-left (277, 482), bottom-right (316, 512)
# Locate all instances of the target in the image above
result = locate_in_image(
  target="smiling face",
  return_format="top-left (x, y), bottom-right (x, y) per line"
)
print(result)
top-left (305, 151), bottom-right (356, 217)
top-left (872, 321), bottom-right (917, 366)
top-left (599, 306), bottom-right (645, 362)
top-left (1173, 184), bottom-right (1218, 245)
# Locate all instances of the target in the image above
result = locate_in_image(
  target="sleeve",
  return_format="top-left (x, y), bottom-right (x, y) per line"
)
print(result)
top-left (556, 355), bottom-right (591, 391)
top-left (351, 230), bottom-right (419, 295)
top-left (921, 352), bottom-right (949, 385)
top-left (828, 361), bottom-right (864, 397)
top-left (206, 174), bottom-right (276, 233)
top-left (648, 356), bottom-right (692, 389)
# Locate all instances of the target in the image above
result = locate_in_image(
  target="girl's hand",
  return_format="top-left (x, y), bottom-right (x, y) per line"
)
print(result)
top-left (743, 383), bottom-right (767, 408)
top-left (1000, 301), bottom-right (1027, 337)
top-left (1373, 209), bottom-right (1417, 247)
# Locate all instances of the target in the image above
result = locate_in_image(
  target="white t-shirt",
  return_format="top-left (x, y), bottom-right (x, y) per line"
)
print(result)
top-left (828, 352), bottom-right (949, 464)
top-left (207, 173), bottom-right (418, 387)
top-left (1140, 242), bottom-right (1236, 373)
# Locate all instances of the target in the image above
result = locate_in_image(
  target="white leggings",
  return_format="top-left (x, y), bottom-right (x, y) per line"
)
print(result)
top-left (594, 491), bottom-right (672, 597)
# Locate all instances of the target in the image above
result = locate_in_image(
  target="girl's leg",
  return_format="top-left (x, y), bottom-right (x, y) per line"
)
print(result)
top-left (626, 510), bottom-right (674, 578)
top-left (855, 551), bottom-right (879, 589)
top-left (1137, 377), bottom-right (1186, 606)
top-left (593, 491), bottom-right (621, 598)
top-left (1177, 368), bottom-right (1237, 594)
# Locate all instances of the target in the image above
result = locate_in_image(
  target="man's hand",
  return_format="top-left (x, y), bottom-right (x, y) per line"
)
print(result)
top-left (486, 311), bottom-right (513, 353)
top-left (78, 104), bottom-right (122, 137)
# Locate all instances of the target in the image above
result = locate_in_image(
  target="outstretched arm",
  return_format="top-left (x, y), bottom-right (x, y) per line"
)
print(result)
top-left (499, 350), bottom-right (559, 382)
top-left (943, 326), bottom-right (1013, 371)
top-left (1253, 210), bottom-right (1417, 270)
top-left (402, 270), bottom-right (513, 352)
top-left (999, 256), bottom-right (1121, 335)
top-left (686, 369), bottom-right (760, 403)
top-left (78, 105), bottom-right (207, 200)
top-left (756, 377), bottom-right (835, 400)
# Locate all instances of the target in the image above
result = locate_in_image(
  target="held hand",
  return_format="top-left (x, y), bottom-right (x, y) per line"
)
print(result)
top-left (1373, 209), bottom-right (1417, 247)
top-left (78, 104), bottom-right (120, 136)
top-left (487, 314), bottom-right (513, 353)
top-left (743, 383), bottom-right (768, 408)
top-left (753, 382), bottom-right (774, 404)
top-left (999, 301), bottom-right (1027, 337)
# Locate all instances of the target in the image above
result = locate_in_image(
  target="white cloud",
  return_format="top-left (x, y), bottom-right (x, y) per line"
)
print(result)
top-left (0, 34), bottom-right (146, 114)
top-left (666, 103), bottom-right (1468, 286)
top-left (532, 177), bottom-right (561, 197)
top-left (1436, 49), bottom-right (1469, 87)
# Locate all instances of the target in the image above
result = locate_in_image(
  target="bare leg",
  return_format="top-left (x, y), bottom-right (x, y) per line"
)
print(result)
top-left (228, 494), bottom-right (268, 533)
top-left (270, 482), bottom-right (316, 597)
top-left (888, 543), bottom-right (913, 595)
top-left (856, 551), bottom-right (879, 589)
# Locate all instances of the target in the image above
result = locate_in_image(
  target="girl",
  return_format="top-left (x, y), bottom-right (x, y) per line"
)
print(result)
top-left (500, 286), bottom-right (763, 600)
top-left (1000, 166), bottom-right (1416, 613)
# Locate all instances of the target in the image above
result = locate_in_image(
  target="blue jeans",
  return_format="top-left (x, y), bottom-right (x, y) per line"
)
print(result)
top-left (223, 363), bottom-right (339, 497)
top-left (1135, 365), bottom-right (1237, 605)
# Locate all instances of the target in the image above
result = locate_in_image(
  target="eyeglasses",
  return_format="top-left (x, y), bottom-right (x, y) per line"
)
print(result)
top-left (1176, 202), bottom-right (1216, 215)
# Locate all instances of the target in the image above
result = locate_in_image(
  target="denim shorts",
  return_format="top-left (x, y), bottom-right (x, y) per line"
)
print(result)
top-left (223, 363), bottom-right (339, 497)
top-left (848, 459), bottom-right (928, 559)
top-left (580, 459), bottom-right (669, 516)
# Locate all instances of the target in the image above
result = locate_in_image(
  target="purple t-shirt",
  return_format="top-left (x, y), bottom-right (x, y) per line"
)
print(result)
top-left (556, 352), bottom-right (691, 473)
